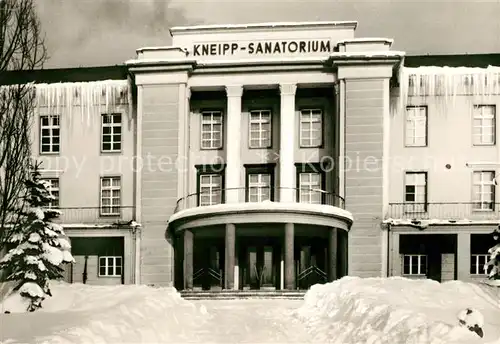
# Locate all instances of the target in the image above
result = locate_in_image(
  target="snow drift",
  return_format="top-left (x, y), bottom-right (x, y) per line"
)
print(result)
top-left (0, 281), bottom-right (210, 343)
top-left (295, 277), bottom-right (500, 344)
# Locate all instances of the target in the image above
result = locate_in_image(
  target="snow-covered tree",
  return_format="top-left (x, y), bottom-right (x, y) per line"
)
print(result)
top-left (485, 227), bottom-right (500, 282)
top-left (0, 163), bottom-right (74, 312)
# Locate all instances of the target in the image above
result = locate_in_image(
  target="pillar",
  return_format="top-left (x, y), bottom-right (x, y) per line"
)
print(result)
top-left (225, 223), bottom-right (236, 289)
top-left (457, 232), bottom-right (471, 281)
top-left (328, 228), bottom-right (338, 281)
top-left (225, 85), bottom-right (243, 203)
top-left (279, 83), bottom-right (297, 203)
top-left (390, 232), bottom-right (401, 276)
top-left (284, 223), bottom-right (295, 289)
top-left (183, 230), bottom-right (193, 290)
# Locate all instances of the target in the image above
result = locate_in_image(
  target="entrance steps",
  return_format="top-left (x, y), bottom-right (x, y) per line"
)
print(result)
top-left (180, 289), bottom-right (307, 300)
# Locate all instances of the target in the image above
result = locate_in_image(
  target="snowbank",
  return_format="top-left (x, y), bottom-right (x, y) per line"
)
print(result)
top-left (0, 281), bottom-right (210, 343)
top-left (295, 277), bottom-right (500, 344)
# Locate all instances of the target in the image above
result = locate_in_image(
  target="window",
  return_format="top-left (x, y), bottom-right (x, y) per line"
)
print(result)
top-left (42, 178), bottom-right (59, 208)
top-left (100, 177), bottom-right (121, 215)
top-left (402, 254), bottom-right (427, 275)
top-left (40, 115), bottom-right (60, 153)
top-left (473, 105), bottom-right (495, 145)
top-left (405, 106), bottom-right (427, 147)
top-left (249, 110), bottom-right (272, 148)
top-left (296, 163), bottom-right (326, 205)
top-left (102, 113), bottom-right (122, 152)
top-left (199, 174), bottom-right (223, 206)
top-left (300, 109), bottom-right (323, 147)
top-left (472, 171), bottom-right (495, 210)
top-left (98, 256), bottom-right (122, 277)
top-left (404, 172), bottom-right (427, 212)
top-left (470, 254), bottom-right (491, 275)
top-left (245, 164), bottom-right (275, 202)
top-left (201, 111), bottom-right (223, 149)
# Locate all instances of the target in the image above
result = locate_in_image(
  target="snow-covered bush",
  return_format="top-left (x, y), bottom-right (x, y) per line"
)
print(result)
top-left (457, 308), bottom-right (484, 338)
top-left (485, 227), bottom-right (500, 282)
top-left (0, 163), bottom-right (74, 312)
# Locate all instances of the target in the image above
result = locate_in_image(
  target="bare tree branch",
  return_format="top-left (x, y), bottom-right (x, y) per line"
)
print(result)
top-left (0, 0), bottom-right (46, 248)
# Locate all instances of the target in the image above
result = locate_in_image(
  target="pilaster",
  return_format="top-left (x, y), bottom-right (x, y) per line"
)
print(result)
top-left (279, 83), bottom-right (297, 203)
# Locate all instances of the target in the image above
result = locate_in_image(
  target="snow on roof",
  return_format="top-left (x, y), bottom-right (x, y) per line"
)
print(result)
top-left (125, 58), bottom-right (196, 66)
top-left (170, 21), bottom-right (358, 34)
top-left (384, 218), bottom-right (500, 228)
top-left (337, 38), bottom-right (394, 45)
top-left (135, 46), bottom-right (188, 53)
top-left (402, 65), bottom-right (500, 75)
top-left (34, 79), bottom-right (128, 88)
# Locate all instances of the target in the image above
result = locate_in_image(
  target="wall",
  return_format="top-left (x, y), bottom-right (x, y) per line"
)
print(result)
top-left (34, 81), bottom-right (135, 224)
top-left (187, 88), bottom-right (337, 198)
top-left (139, 83), bottom-right (183, 286)
top-left (389, 92), bottom-right (500, 206)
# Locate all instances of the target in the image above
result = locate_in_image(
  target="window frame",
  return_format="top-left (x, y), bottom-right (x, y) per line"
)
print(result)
top-left (98, 256), bottom-right (123, 277)
top-left (39, 114), bottom-right (61, 154)
top-left (101, 113), bottom-right (123, 153)
top-left (402, 254), bottom-right (427, 276)
top-left (404, 106), bottom-right (428, 147)
top-left (470, 254), bottom-right (491, 275)
top-left (472, 171), bottom-right (495, 211)
top-left (299, 108), bottom-right (324, 148)
top-left (100, 176), bottom-right (122, 216)
top-left (42, 178), bottom-right (60, 208)
top-left (244, 164), bottom-right (275, 202)
top-left (404, 171), bottom-right (428, 213)
top-left (195, 164), bottom-right (226, 206)
top-left (472, 104), bottom-right (496, 146)
top-left (295, 163), bottom-right (326, 204)
top-left (248, 109), bottom-right (272, 149)
top-left (200, 110), bottom-right (224, 150)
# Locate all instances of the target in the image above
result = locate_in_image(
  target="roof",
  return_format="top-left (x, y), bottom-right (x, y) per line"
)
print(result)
top-left (404, 54), bottom-right (500, 68)
top-left (0, 65), bottom-right (128, 85)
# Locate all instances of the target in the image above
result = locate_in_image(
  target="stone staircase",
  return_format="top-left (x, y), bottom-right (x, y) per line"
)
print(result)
top-left (180, 289), bottom-right (307, 300)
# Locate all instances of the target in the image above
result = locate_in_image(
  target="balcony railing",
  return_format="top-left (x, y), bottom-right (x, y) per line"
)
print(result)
top-left (387, 202), bottom-right (500, 221)
top-left (174, 187), bottom-right (345, 213)
top-left (51, 206), bottom-right (135, 225)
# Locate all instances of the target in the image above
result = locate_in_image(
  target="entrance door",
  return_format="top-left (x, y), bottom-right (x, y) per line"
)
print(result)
top-left (193, 244), bottom-right (224, 290)
top-left (246, 246), bottom-right (275, 289)
top-left (296, 244), bottom-right (327, 289)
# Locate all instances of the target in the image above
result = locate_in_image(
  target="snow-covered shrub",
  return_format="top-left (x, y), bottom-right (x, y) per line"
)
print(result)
top-left (485, 227), bottom-right (500, 282)
top-left (0, 163), bottom-right (74, 312)
top-left (457, 308), bottom-right (484, 338)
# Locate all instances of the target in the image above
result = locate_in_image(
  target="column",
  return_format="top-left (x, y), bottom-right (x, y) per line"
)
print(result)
top-left (457, 232), bottom-right (471, 281)
top-left (328, 228), bottom-right (338, 282)
top-left (225, 85), bottom-right (243, 203)
top-left (284, 223), bottom-right (295, 289)
top-left (225, 223), bottom-right (236, 289)
top-left (279, 84), bottom-right (297, 203)
top-left (183, 230), bottom-right (193, 290)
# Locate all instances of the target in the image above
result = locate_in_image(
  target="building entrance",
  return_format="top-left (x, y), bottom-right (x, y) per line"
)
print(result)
top-left (239, 238), bottom-right (280, 290)
top-left (296, 239), bottom-right (328, 289)
top-left (193, 239), bottom-right (224, 290)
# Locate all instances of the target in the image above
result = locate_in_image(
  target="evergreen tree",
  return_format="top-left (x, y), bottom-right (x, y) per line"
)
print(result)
top-left (485, 227), bottom-right (500, 282)
top-left (0, 162), bottom-right (74, 312)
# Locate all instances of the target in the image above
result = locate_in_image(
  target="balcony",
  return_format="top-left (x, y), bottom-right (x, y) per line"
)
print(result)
top-left (387, 203), bottom-right (500, 222)
top-left (169, 187), bottom-right (353, 232)
top-left (51, 206), bottom-right (135, 227)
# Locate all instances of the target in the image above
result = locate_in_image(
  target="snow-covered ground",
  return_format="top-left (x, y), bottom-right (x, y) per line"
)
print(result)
top-left (295, 277), bottom-right (500, 344)
top-left (1, 277), bottom-right (499, 343)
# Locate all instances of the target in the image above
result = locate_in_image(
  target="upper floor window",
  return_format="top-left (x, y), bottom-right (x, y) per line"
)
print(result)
top-left (199, 174), bottom-right (223, 206)
top-left (296, 164), bottom-right (324, 204)
top-left (201, 111), bottom-right (223, 149)
top-left (100, 176), bottom-right (121, 216)
top-left (473, 105), bottom-right (496, 146)
top-left (249, 110), bottom-right (272, 149)
top-left (404, 172), bottom-right (427, 213)
top-left (472, 171), bottom-right (495, 211)
top-left (245, 164), bottom-right (275, 202)
top-left (40, 115), bottom-right (60, 154)
top-left (299, 109), bottom-right (322, 148)
top-left (102, 113), bottom-right (122, 152)
top-left (402, 254), bottom-right (427, 276)
top-left (405, 106), bottom-right (427, 147)
top-left (42, 178), bottom-right (59, 208)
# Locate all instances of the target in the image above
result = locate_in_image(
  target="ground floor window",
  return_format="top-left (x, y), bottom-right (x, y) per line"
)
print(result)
top-left (99, 256), bottom-right (123, 277)
top-left (402, 254), bottom-right (427, 276)
top-left (470, 254), bottom-right (490, 275)
top-left (470, 233), bottom-right (496, 275)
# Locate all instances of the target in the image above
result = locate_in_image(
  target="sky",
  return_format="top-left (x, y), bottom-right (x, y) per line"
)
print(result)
top-left (38, 0), bottom-right (500, 68)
